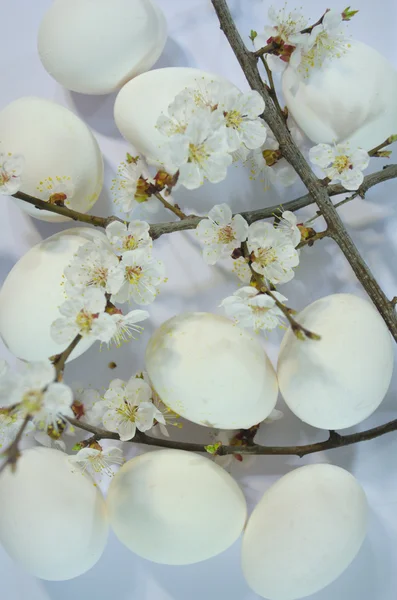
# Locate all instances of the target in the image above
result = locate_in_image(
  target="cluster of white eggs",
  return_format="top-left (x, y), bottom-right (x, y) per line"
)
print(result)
top-left (0, 0), bottom-right (397, 598)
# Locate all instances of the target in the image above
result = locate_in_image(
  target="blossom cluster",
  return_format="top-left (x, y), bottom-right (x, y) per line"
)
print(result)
top-left (254, 6), bottom-right (351, 75)
top-left (51, 220), bottom-right (165, 348)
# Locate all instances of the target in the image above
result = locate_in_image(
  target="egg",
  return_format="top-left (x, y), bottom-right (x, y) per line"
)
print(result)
top-left (282, 40), bottom-right (397, 150)
top-left (38, 0), bottom-right (167, 95)
top-left (242, 463), bottom-right (368, 600)
top-left (0, 227), bottom-right (108, 362)
top-left (0, 447), bottom-right (109, 580)
top-left (114, 67), bottom-right (238, 163)
top-left (277, 294), bottom-right (394, 430)
top-left (107, 449), bottom-right (247, 565)
top-left (0, 97), bottom-right (103, 222)
top-left (145, 312), bottom-right (278, 429)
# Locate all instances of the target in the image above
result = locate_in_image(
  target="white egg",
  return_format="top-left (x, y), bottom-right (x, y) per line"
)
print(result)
top-left (38, 0), bottom-right (167, 95)
top-left (282, 40), bottom-right (397, 150)
top-left (107, 449), bottom-right (247, 565)
top-left (114, 67), bottom-right (238, 163)
top-left (0, 227), bottom-right (108, 362)
top-left (145, 312), bottom-right (278, 429)
top-left (0, 97), bottom-right (103, 222)
top-left (0, 447), bottom-right (109, 580)
top-left (242, 463), bottom-right (368, 600)
top-left (277, 294), bottom-right (394, 430)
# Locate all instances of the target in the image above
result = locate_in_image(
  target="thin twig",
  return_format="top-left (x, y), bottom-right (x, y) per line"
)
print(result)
top-left (0, 415), bottom-right (32, 475)
top-left (297, 229), bottom-right (329, 249)
top-left (52, 334), bottom-right (82, 379)
top-left (368, 135), bottom-right (397, 157)
top-left (260, 55), bottom-right (284, 117)
top-left (211, 0), bottom-right (397, 341)
top-left (66, 416), bottom-right (397, 458)
top-left (153, 191), bottom-right (188, 220)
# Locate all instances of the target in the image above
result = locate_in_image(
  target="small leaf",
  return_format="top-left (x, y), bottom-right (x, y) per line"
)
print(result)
top-left (204, 442), bottom-right (222, 455)
top-left (342, 6), bottom-right (359, 20)
top-left (249, 29), bottom-right (258, 42)
top-left (72, 443), bottom-right (83, 452)
top-left (376, 150), bottom-right (392, 158)
top-left (387, 134), bottom-right (397, 144)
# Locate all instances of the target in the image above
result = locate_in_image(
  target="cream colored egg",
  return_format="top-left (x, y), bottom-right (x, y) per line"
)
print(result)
top-left (145, 312), bottom-right (278, 429)
top-left (242, 463), bottom-right (368, 600)
top-left (0, 447), bottom-right (109, 580)
top-left (38, 0), bottom-right (167, 95)
top-left (282, 40), bottom-right (397, 149)
top-left (114, 67), bottom-right (238, 163)
top-left (107, 449), bottom-right (247, 565)
top-left (277, 294), bottom-right (394, 430)
top-left (0, 227), bottom-right (108, 362)
top-left (0, 97), bottom-right (103, 222)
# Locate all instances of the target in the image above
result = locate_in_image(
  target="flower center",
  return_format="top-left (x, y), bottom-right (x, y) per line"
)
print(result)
top-left (333, 154), bottom-right (351, 173)
top-left (218, 225), bottom-right (236, 244)
top-left (122, 235), bottom-right (138, 251)
top-left (188, 143), bottom-right (208, 166)
top-left (89, 266), bottom-right (108, 287)
top-left (22, 389), bottom-right (44, 413)
top-left (117, 401), bottom-right (138, 423)
top-left (254, 247), bottom-right (277, 267)
top-left (125, 265), bottom-right (143, 285)
top-left (0, 170), bottom-right (10, 186)
top-left (76, 310), bottom-right (94, 333)
top-left (225, 110), bottom-right (243, 130)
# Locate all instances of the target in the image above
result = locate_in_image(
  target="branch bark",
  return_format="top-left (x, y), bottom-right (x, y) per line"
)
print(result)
top-left (66, 416), bottom-right (397, 458)
top-left (211, 0), bottom-right (397, 341)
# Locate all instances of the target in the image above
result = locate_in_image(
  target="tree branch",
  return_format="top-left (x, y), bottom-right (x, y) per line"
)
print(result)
top-left (66, 416), bottom-right (397, 459)
top-left (52, 334), bottom-right (82, 379)
top-left (211, 0), bottom-right (397, 341)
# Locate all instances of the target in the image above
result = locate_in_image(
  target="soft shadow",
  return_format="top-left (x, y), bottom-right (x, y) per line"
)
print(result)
top-left (66, 90), bottom-right (122, 139)
top-left (153, 36), bottom-right (194, 69)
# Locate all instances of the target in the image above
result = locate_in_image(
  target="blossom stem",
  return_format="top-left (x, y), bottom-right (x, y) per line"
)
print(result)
top-left (0, 414), bottom-right (32, 475)
top-left (65, 415), bottom-right (397, 458)
top-left (153, 191), bottom-right (188, 220)
top-left (296, 229), bottom-right (329, 249)
top-left (211, 0), bottom-right (397, 341)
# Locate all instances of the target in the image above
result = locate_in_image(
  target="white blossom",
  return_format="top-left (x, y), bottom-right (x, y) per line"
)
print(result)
top-left (196, 204), bottom-right (249, 265)
top-left (33, 423), bottom-right (75, 452)
top-left (248, 125), bottom-right (297, 188)
top-left (309, 142), bottom-right (369, 190)
top-left (111, 158), bottom-right (144, 213)
top-left (0, 153), bottom-right (24, 195)
top-left (278, 211), bottom-right (301, 247)
top-left (69, 446), bottom-right (124, 477)
top-left (165, 111), bottom-right (232, 189)
top-left (73, 387), bottom-right (105, 426)
top-left (64, 240), bottom-right (124, 296)
top-left (51, 288), bottom-right (117, 345)
top-left (247, 221), bottom-right (299, 284)
top-left (221, 286), bottom-right (287, 332)
top-left (137, 371), bottom-right (182, 438)
top-left (254, 6), bottom-right (308, 72)
top-left (36, 176), bottom-right (75, 206)
top-left (232, 256), bottom-right (252, 283)
top-left (113, 248), bottom-right (165, 306)
top-left (0, 362), bottom-right (73, 431)
top-left (101, 377), bottom-right (165, 441)
top-left (300, 9), bottom-right (349, 74)
top-left (105, 220), bottom-right (152, 254)
top-left (108, 309), bottom-right (149, 347)
top-left (213, 90), bottom-right (266, 152)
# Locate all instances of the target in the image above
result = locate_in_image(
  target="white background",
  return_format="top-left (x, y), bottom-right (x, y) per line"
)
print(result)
top-left (1, 0), bottom-right (397, 599)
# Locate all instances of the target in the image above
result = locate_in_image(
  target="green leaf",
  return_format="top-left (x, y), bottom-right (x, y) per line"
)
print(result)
top-left (249, 29), bottom-right (258, 42)
top-left (376, 150), bottom-right (392, 158)
top-left (342, 6), bottom-right (359, 20)
top-left (204, 442), bottom-right (222, 455)
top-left (72, 443), bottom-right (83, 452)
top-left (387, 134), bottom-right (397, 144)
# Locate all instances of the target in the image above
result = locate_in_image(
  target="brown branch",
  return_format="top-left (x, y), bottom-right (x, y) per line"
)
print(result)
top-left (66, 415), bottom-right (397, 458)
top-left (260, 55), bottom-right (284, 118)
top-left (153, 191), bottom-right (188, 220)
top-left (13, 191), bottom-right (122, 228)
top-left (368, 135), bottom-right (397, 157)
top-left (211, 0), bottom-right (397, 341)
